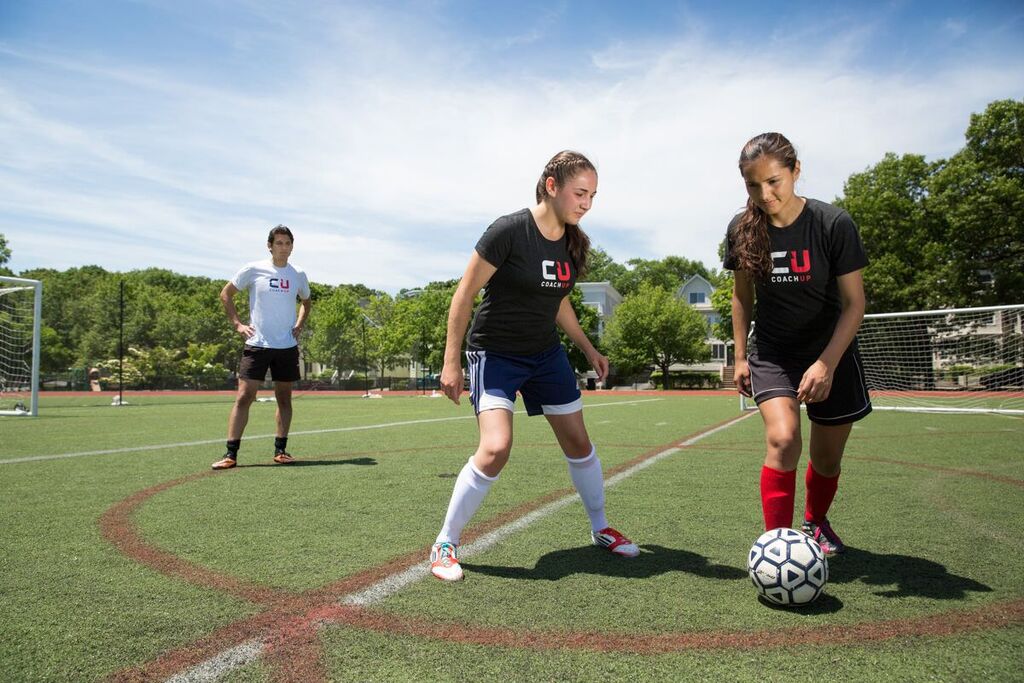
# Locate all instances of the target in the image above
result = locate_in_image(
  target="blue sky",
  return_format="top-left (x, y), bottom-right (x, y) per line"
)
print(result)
top-left (2, 0), bottom-right (1022, 292)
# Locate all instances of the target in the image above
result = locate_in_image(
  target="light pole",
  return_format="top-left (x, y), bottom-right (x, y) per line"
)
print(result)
top-left (361, 314), bottom-right (369, 397)
top-left (360, 313), bottom-right (379, 398)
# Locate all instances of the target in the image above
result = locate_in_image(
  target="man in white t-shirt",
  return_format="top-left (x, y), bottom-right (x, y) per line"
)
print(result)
top-left (212, 225), bottom-right (312, 470)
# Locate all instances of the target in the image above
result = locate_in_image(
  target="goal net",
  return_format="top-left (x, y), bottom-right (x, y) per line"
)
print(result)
top-left (0, 276), bottom-right (42, 417)
top-left (858, 304), bottom-right (1024, 415)
top-left (740, 304), bottom-right (1024, 416)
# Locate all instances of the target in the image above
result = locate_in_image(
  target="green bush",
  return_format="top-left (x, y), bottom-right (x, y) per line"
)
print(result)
top-left (940, 363), bottom-right (1017, 380)
top-left (649, 370), bottom-right (721, 390)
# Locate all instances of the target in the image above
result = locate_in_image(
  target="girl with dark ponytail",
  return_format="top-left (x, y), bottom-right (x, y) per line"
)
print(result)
top-left (428, 151), bottom-right (639, 582)
top-left (534, 151), bottom-right (593, 278)
top-left (724, 133), bottom-right (872, 556)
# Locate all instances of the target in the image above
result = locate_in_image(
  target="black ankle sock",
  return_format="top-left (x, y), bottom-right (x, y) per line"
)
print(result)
top-left (226, 439), bottom-right (241, 459)
top-left (274, 436), bottom-right (288, 454)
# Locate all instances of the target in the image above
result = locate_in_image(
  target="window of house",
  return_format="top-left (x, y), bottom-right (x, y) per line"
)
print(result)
top-left (689, 292), bottom-right (706, 304)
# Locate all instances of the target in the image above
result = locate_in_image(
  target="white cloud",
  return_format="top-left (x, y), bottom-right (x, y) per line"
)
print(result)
top-left (1, 7), bottom-right (1022, 291)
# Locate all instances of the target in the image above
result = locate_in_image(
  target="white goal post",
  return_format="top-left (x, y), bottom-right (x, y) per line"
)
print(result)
top-left (740, 304), bottom-right (1024, 416)
top-left (0, 276), bottom-right (42, 417)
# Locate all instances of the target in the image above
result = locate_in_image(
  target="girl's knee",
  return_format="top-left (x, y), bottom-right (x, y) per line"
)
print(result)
top-left (765, 427), bottom-right (801, 455)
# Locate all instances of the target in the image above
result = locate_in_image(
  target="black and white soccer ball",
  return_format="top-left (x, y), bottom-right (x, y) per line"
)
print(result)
top-left (748, 527), bottom-right (828, 606)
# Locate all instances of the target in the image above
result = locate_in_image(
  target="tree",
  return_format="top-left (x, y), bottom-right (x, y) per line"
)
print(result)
top-left (584, 246), bottom-right (627, 284)
top-left (835, 153), bottom-right (951, 311)
top-left (929, 98), bottom-right (1024, 306)
top-left (604, 284), bottom-right (709, 382)
top-left (362, 294), bottom-right (414, 378)
top-left (39, 326), bottom-right (76, 373)
top-left (179, 343), bottom-right (232, 389)
top-left (612, 258), bottom-right (682, 297)
top-left (304, 286), bottom-right (361, 376)
top-left (836, 99), bottom-right (1024, 311)
top-left (662, 256), bottom-right (714, 284)
top-left (401, 281), bottom-right (457, 374)
top-left (0, 233), bottom-right (11, 276)
top-left (710, 271), bottom-right (734, 342)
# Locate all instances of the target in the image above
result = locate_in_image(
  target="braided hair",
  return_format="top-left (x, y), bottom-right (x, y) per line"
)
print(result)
top-left (733, 133), bottom-right (799, 280)
top-left (535, 150), bottom-right (594, 278)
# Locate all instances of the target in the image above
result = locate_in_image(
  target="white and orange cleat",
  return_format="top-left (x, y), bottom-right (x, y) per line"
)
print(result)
top-left (592, 526), bottom-right (640, 557)
top-left (211, 456), bottom-right (237, 470)
top-left (430, 542), bottom-right (464, 581)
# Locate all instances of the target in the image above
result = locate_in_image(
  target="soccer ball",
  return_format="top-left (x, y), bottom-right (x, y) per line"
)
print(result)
top-left (748, 527), bottom-right (828, 606)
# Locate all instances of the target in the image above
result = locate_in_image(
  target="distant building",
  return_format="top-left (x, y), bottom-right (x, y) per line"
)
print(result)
top-left (676, 274), bottom-right (730, 371)
top-left (577, 281), bottom-right (622, 337)
top-left (578, 275), bottom-right (733, 379)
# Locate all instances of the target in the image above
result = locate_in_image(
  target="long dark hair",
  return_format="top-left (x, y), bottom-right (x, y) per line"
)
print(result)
top-left (535, 150), bottom-right (594, 277)
top-left (733, 133), bottom-right (799, 280)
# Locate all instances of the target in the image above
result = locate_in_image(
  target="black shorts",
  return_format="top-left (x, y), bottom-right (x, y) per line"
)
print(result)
top-left (749, 343), bottom-right (872, 425)
top-left (238, 345), bottom-right (301, 383)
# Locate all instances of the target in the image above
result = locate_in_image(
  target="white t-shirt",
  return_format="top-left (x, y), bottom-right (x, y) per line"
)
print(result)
top-left (231, 260), bottom-right (311, 349)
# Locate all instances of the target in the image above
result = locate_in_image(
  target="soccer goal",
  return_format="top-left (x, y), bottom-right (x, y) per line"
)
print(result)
top-left (858, 304), bottom-right (1024, 415)
top-left (0, 276), bottom-right (42, 417)
top-left (739, 304), bottom-right (1024, 416)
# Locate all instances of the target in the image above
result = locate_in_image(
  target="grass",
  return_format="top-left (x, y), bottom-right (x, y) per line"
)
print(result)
top-left (1, 392), bottom-right (1022, 681)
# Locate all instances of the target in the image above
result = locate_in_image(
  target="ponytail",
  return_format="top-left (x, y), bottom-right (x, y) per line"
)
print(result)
top-left (732, 199), bottom-right (772, 280)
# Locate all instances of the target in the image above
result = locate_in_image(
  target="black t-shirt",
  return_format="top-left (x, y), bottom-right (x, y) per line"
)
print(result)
top-left (467, 208), bottom-right (577, 355)
top-left (723, 198), bottom-right (868, 357)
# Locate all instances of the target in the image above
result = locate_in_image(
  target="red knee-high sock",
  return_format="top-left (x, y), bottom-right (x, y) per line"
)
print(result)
top-left (760, 466), bottom-right (797, 531)
top-left (804, 462), bottom-right (840, 523)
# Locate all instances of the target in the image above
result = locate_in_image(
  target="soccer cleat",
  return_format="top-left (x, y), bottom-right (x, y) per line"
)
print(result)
top-left (211, 456), bottom-right (237, 470)
top-left (801, 518), bottom-right (846, 556)
top-left (273, 452), bottom-right (295, 465)
top-left (430, 542), bottom-right (464, 581)
top-left (591, 526), bottom-right (640, 557)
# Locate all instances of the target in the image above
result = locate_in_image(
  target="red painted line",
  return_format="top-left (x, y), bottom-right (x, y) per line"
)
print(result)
top-left (327, 597), bottom-right (1024, 653)
top-left (102, 421), bottom-right (1024, 682)
top-left (47, 389), bottom-right (734, 398)
top-left (98, 472), bottom-right (294, 606)
top-left (848, 455), bottom-right (1024, 488)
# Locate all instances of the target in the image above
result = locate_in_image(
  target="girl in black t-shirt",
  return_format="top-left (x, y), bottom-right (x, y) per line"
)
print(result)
top-left (428, 151), bottom-right (639, 581)
top-left (724, 132), bottom-right (872, 556)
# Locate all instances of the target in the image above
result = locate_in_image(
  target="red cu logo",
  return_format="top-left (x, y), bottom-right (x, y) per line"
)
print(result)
top-left (541, 260), bottom-right (572, 281)
top-left (771, 250), bottom-right (811, 274)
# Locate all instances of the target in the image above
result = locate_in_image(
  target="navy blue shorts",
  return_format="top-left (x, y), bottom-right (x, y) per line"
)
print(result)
top-left (749, 343), bottom-right (872, 426)
top-left (465, 344), bottom-right (582, 416)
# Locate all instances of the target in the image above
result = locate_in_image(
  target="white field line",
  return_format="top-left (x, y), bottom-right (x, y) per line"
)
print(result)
top-left (0, 398), bottom-right (664, 464)
top-left (165, 642), bottom-right (263, 683)
top-left (165, 409), bottom-right (757, 682)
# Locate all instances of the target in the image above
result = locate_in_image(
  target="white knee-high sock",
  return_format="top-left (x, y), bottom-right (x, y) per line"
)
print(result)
top-left (566, 445), bottom-right (608, 532)
top-left (435, 458), bottom-right (498, 545)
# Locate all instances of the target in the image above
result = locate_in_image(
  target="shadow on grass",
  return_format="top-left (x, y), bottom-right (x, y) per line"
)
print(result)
top-left (757, 592), bottom-right (844, 614)
top-left (462, 544), bottom-right (747, 582)
top-left (236, 456), bottom-right (378, 468)
top-left (830, 547), bottom-right (992, 599)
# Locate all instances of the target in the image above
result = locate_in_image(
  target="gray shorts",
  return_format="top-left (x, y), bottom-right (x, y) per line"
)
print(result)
top-left (749, 343), bottom-right (872, 425)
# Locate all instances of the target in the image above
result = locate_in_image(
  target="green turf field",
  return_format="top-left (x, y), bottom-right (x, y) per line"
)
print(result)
top-left (1, 392), bottom-right (1022, 682)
